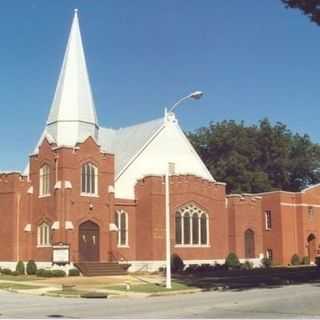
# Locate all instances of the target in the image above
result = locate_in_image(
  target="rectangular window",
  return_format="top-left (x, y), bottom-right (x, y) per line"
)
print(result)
top-left (265, 210), bottom-right (272, 230)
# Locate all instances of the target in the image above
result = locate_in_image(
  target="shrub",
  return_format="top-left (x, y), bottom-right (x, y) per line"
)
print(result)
top-left (184, 264), bottom-right (199, 273)
top-left (68, 268), bottom-right (80, 276)
top-left (225, 252), bottom-right (240, 269)
top-left (16, 261), bottom-right (25, 275)
top-left (261, 257), bottom-right (272, 268)
top-left (1, 268), bottom-right (12, 275)
top-left (51, 270), bottom-right (66, 277)
top-left (291, 254), bottom-right (301, 266)
top-left (171, 254), bottom-right (185, 273)
top-left (26, 260), bottom-right (37, 275)
top-left (11, 271), bottom-right (19, 276)
top-left (241, 260), bottom-right (254, 270)
top-left (36, 269), bottom-right (53, 277)
top-left (301, 256), bottom-right (310, 265)
top-left (315, 256), bottom-right (320, 266)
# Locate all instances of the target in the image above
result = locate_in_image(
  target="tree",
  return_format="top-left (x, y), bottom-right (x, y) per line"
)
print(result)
top-left (188, 118), bottom-right (320, 193)
top-left (281, 0), bottom-right (320, 25)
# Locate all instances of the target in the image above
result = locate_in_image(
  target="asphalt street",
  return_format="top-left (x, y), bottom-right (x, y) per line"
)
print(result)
top-left (1, 283), bottom-right (320, 318)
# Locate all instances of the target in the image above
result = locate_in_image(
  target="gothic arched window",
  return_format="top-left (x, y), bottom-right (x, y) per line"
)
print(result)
top-left (175, 204), bottom-right (209, 247)
top-left (37, 222), bottom-right (51, 247)
top-left (115, 210), bottom-right (128, 246)
top-left (39, 164), bottom-right (50, 197)
top-left (81, 162), bottom-right (98, 195)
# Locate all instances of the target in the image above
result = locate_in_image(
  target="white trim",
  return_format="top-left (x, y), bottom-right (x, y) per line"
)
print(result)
top-left (280, 202), bottom-right (320, 208)
top-left (80, 192), bottom-right (99, 198)
top-left (301, 183), bottom-right (320, 193)
top-left (174, 244), bottom-right (211, 248)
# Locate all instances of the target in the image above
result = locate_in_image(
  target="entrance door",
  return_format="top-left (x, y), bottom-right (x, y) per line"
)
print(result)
top-left (307, 234), bottom-right (317, 263)
top-left (245, 229), bottom-right (255, 259)
top-left (79, 221), bottom-right (100, 261)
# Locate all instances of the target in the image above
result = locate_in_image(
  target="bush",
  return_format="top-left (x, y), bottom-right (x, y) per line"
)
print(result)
top-left (291, 254), bottom-right (301, 266)
top-left (315, 256), bottom-right (320, 266)
top-left (261, 257), bottom-right (272, 268)
top-left (16, 261), bottom-right (25, 275)
top-left (26, 260), bottom-right (37, 275)
top-left (11, 271), bottom-right (19, 276)
top-left (225, 252), bottom-right (240, 269)
top-left (171, 254), bottom-right (185, 273)
top-left (51, 270), bottom-right (66, 277)
top-left (1, 268), bottom-right (12, 275)
top-left (184, 264), bottom-right (199, 273)
top-left (36, 269), bottom-right (53, 277)
top-left (68, 268), bottom-right (80, 276)
top-left (241, 260), bottom-right (254, 270)
top-left (301, 256), bottom-right (310, 265)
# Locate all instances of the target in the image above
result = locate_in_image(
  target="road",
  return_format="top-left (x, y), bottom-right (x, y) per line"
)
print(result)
top-left (0, 283), bottom-right (320, 318)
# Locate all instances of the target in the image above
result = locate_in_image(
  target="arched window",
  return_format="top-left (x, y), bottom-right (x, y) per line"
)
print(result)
top-left (200, 213), bottom-right (208, 245)
top-left (115, 210), bottom-right (128, 246)
top-left (37, 222), bottom-right (51, 247)
top-left (81, 163), bottom-right (98, 195)
top-left (39, 164), bottom-right (50, 197)
top-left (244, 229), bottom-right (255, 258)
top-left (175, 204), bottom-right (209, 246)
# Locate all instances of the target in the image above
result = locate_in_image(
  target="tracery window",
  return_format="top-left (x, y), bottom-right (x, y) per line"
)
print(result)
top-left (175, 204), bottom-right (209, 246)
top-left (39, 164), bottom-right (50, 197)
top-left (37, 222), bottom-right (51, 247)
top-left (115, 210), bottom-right (128, 247)
top-left (81, 162), bottom-right (98, 195)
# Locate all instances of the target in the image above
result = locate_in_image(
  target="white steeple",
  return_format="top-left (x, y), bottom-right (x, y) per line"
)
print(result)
top-left (46, 9), bottom-right (99, 147)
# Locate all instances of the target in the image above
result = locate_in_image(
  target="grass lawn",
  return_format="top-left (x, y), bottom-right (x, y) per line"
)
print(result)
top-left (106, 281), bottom-right (194, 293)
top-left (0, 275), bottom-right (43, 281)
top-left (0, 282), bottom-right (42, 290)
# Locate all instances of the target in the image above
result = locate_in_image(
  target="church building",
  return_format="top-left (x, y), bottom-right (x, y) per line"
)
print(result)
top-left (0, 11), bottom-right (320, 274)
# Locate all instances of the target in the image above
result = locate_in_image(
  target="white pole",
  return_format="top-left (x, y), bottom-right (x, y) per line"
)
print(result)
top-left (165, 163), bottom-right (172, 289)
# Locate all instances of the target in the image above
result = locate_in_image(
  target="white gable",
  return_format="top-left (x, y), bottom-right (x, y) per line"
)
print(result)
top-left (114, 113), bottom-right (214, 199)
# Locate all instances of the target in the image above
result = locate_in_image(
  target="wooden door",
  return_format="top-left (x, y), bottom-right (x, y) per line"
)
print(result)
top-left (79, 221), bottom-right (99, 261)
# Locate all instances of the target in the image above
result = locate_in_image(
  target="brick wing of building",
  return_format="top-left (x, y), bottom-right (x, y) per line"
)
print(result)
top-left (0, 11), bottom-right (319, 272)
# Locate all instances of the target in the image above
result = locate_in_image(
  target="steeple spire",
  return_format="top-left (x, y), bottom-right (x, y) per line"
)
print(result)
top-left (46, 9), bottom-right (99, 146)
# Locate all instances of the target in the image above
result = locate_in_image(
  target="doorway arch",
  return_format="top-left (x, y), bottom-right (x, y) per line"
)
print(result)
top-left (244, 229), bottom-right (255, 259)
top-left (79, 220), bottom-right (100, 262)
top-left (307, 233), bottom-right (317, 263)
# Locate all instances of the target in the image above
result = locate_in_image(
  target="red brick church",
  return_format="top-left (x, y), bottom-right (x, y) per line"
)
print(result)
top-left (1, 11), bottom-right (320, 273)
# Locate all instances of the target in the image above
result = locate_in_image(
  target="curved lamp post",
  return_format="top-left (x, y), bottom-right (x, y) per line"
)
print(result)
top-left (165, 90), bottom-right (204, 289)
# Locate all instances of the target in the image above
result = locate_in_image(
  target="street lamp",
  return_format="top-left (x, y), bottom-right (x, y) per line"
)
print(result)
top-left (167, 91), bottom-right (204, 114)
top-left (164, 90), bottom-right (204, 289)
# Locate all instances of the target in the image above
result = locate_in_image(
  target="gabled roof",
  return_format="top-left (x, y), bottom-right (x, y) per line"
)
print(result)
top-left (99, 118), bottom-right (164, 175)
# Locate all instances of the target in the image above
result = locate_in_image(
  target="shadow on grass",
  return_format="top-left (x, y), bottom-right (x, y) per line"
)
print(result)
top-left (172, 266), bottom-right (320, 292)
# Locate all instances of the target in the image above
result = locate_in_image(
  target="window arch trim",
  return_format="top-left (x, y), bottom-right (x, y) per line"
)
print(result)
top-left (39, 163), bottom-right (51, 198)
top-left (115, 209), bottom-right (129, 247)
top-left (81, 162), bottom-right (99, 197)
top-left (37, 222), bottom-right (52, 247)
top-left (175, 203), bottom-right (210, 248)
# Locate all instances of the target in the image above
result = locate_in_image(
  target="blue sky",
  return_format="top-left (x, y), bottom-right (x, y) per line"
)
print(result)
top-left (0, 1), bottom-right (319, 171)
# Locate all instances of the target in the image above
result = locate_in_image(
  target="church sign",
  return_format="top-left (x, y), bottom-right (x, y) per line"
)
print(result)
top-left (52, 243), bottom-right (70, 265)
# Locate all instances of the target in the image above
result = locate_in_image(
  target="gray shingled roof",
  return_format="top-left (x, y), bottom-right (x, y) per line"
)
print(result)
top-left (25, 118), bottom-right (164, 177)
top-left (99, 118), bottom-right (164, 175)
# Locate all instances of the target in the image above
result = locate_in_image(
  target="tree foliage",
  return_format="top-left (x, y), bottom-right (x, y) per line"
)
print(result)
top-left (188, 119), bottom-right (320, 194)
top-left (281, 0), bottom-right (320, 25)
